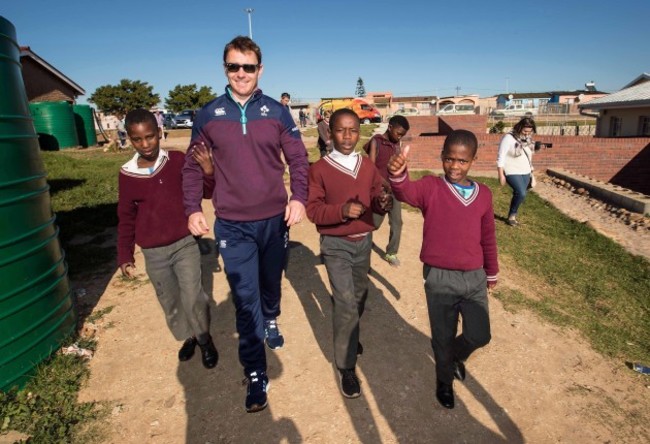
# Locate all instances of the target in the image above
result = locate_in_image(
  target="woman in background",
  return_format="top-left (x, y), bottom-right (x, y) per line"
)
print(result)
top-left (496, 117), bottom-right (536, 226)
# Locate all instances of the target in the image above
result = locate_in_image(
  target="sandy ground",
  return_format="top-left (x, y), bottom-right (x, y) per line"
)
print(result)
top-left (77, 135), bottom-right (650, 443)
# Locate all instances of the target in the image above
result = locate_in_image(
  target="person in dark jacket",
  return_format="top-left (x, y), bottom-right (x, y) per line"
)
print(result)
top-left (182, 36), bottom-right (309, 413)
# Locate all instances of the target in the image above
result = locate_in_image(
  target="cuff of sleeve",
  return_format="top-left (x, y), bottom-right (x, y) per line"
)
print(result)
top-left (487, 274), bottom-right (498, 282)
top-left (290, 196), bottom-right (308, 206)
top-left (389, 173), bottom-right (407, 183)
top-left (185, 206), bottom-right (202, 218)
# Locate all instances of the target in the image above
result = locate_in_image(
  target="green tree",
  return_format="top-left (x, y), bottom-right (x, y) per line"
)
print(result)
top-left (88, 79), bottom-right (159, 117)
top-left (165, 84), bottom-right (216, 113)
top-left (355, 77), bottom-right (366, 97)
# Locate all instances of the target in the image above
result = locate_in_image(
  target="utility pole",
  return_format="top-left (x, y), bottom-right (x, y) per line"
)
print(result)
top-left (245, 8), bottom-right (254, 39)
top-left (455, 86), bottom-right (461, 97)
top-left (506, 77), bottom-right (509, 94)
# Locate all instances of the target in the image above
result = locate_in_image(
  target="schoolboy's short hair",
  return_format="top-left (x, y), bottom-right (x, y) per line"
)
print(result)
top-left (125, 108), bottom-right (157, 132)
top-left (223, 36), bottom-right (262, 64)
top-left (329, 108), bottom-right (359, 130)
top-left (388, 115), bottom-right (410, 131)
top-left (443, 129), bottom-right (478, 157)
top-left (281, 92), bottom-right (290, 99)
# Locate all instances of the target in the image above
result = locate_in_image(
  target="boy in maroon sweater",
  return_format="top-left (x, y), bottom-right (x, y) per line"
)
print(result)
top-left (307, 109), bottom-right (391, 398)
top-left (387, 129), bottom-right (498, 410)
top-left (117, 109), bottom-right (218, 370)
top-left (365, 115), bottom-right (410, 267)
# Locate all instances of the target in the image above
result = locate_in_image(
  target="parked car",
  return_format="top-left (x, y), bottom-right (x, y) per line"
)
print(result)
top-left (490, 104), bottom-right (537, 118)
top-left (388, 107), bottom-right (420, 119)
top-left (163, 113), bottom-right (176, 129)
top-left (173, 110), bottom-right (195, 128)
top-left (436, 103), bottom-right (476, 116)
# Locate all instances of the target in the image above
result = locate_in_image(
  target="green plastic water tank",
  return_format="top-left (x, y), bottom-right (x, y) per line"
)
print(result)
top-left (0, 16), bottom-right (76, 391)
top-left (73, 104), bottom-right (97, 148)
top-left (29, 101), bottom-right (79, 150)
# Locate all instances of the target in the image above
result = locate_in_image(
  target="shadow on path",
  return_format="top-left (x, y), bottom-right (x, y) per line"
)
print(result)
top-left (177, 238), bottom-right (301, 443)
top-left (286, 239), bottom-right (524, 442)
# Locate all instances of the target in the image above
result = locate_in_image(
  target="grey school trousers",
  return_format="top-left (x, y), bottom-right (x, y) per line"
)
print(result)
top-left (321, 234), bottom-right (372, 370)
top-left (142, 235), bottom-right (210, 341)
top-left (423, 265), bottom-right (491, 385)
top-left (372, 197), bottom-right (402, 256)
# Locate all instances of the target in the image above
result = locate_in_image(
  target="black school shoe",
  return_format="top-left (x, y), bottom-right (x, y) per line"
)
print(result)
top-left (453, 360), bottom-right (466, 382)
top-left (198, 336), bottom-right (219, 369)
top-left (178, 337), bottom-right (197, 361)
top-left (436, 380), bottom-right (455, 409)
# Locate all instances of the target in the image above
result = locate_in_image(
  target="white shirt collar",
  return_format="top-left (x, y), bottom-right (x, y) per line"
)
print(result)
top-left (121, 148), bottom-right (169, 175)
top-left (328, 149), bottom-right (359, 170)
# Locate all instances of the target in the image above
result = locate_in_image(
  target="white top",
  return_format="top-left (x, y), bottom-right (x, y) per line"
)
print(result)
top-left (328, 148), bottom-right (360, 171)
top-left (496, 133), bottom-right (533, 175)
top-left (121, 149), bottom-right (169, 176)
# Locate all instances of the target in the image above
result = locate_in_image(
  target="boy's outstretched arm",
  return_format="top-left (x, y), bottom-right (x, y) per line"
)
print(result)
top-left (368, 138), bottom-right (379, 163)
top-left (387, 145), bottom-right (410, 176)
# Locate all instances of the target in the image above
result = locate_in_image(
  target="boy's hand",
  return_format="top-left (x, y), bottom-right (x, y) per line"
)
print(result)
top-left (120, 262), bottom-right (136, 279)
top-left (188, 212), bottom-right (210, 236)
top-left (378, 186), bottom-right (393, 211)
top-left (191, 143), bottom-right (214, 176)
top-left (387, 145), bottom-right (410, 176)
top-left (342, 202), bottom-right (366, 219)
top-left (487, 281), bottom-right (497, 291)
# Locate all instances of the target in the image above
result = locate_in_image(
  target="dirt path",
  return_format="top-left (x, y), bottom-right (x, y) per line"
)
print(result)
top-left (78, 138), bottom-right (650, 443)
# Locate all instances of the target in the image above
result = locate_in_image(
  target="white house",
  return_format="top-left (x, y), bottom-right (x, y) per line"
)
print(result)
top-left (579, 73), bottom-right (650, 137)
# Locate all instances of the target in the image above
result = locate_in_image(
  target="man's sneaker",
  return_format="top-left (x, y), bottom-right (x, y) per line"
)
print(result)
top-left (338, 368), bottom-right (361, 398)
top-left (264, 319), bottom-right (285, 350)
top-left (244, 371), bottom-right (269, 413)
top-left (384, 253), bottom-right (401, 267)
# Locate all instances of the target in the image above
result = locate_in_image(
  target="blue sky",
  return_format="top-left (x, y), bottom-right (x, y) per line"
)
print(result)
top-left (3, 0), bottom-right (649, 107)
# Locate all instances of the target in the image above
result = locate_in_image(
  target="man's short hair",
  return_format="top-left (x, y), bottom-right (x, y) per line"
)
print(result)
top-left (281, 92), bottom-right (290, 99)
top-left (388, 115), bottom-right (410, 131)
top-left (125, 108), bottom-right (157, 132)
top-left (223, 36), bottom-right (262, 64)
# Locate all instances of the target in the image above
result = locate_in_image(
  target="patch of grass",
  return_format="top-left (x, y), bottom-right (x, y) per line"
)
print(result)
top-left (487, 176), bottom-right (650, 363)
top-left (165, 128), bottom-right (191, 138)
top-left (42, 149), bottom-right (130, 278)
top-left (0, 345), bottom-right (109, 443)
top-left (86, 306), bottom-right (114, 324)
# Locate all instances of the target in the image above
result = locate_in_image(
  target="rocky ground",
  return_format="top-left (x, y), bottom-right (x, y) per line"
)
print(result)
top-left (534, 174), bottom-right (650, 261)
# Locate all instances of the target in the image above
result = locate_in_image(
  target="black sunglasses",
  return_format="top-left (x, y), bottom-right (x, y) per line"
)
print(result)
top-left (224, 63), bottom-right (259, 74)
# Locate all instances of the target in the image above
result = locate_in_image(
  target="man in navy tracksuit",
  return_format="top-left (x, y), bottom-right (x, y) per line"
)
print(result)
top-left (182, 36), bottom-right (309, 413)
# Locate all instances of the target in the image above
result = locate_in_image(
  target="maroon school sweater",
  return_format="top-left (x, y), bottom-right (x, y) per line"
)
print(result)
top-left (365, 133), bottom-right (400, 182)
top-left (307, 155), bottom-right (386, 238)
top-left (390, 173), bottom-right (499, 283)
top-left (117, 151), bottom-right (213, 266)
